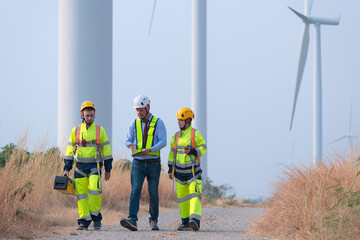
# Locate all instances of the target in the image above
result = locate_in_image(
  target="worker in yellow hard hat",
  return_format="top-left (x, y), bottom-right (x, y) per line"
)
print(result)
top-left (63, 101), bottom-right (113, 231)
top-left (168, 107), bottom-right (207, 231)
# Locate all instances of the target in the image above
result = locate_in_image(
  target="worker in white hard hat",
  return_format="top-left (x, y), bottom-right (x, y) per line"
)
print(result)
top-left (120, 95), bottom-right (167, 231)
top-left (63, 101), bottom-right (113, 231)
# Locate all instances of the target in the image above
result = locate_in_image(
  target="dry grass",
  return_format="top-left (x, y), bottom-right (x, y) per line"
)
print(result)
top-left (248, 148), bottom-right (360, 240)
top-left (0, 138), bottom-right (176, 239)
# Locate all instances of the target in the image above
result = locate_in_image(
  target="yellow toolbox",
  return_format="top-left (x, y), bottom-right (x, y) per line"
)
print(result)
top-left (53, 176), bottom-right (75, 195)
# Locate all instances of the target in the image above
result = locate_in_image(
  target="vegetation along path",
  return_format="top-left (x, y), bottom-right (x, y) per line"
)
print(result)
top-left (49, 207), bottom-right (268, 240)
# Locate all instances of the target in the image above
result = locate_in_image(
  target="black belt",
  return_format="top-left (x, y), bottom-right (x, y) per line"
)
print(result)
top-left (133, 158), bottom-right (160, 163)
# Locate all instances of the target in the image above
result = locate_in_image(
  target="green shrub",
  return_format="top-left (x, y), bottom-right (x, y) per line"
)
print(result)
top-left (0, 143), bottom-right (15, 167)
top-left (202, 178), bottom-right (236, 203)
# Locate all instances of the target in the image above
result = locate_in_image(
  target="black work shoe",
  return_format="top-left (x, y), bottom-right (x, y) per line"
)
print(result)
top-left (149, 220), bottom-right (159, 231)
top-left (93, 221), bottom-right (101, 230)
top-left (189, 220), bottom-right (200, 231)
top-left (177, 224), bottom-right (191, 231)
top-left (77, 223), bottom-right (88, 231)
top-left (120, 218), bottom-right (137, 231)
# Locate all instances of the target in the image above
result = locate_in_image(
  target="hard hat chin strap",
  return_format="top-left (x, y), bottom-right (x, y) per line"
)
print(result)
top-left (180, 119), bottom-right (191, 130)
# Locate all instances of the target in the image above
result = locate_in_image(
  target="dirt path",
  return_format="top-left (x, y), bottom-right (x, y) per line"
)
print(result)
top-left (47, 207), bottom-right (268, 240)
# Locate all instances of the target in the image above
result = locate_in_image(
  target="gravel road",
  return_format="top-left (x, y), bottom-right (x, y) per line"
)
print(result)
top-left (49, 207), bottom-right (268, 240)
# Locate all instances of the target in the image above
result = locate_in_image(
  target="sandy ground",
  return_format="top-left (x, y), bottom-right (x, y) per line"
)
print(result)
top-left (43, 207), bottom-right (269, 240)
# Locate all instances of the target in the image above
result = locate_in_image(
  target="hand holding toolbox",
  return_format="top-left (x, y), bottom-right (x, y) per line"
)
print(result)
top-left (53, 175), bottom-right (76, 195)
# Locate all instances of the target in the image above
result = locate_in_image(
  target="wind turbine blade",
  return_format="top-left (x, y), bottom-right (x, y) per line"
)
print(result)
top-left (329, 136), bottom-right (349, 145)
top-left (349, 98), bottom-right (353, 134)
top-left (305, 0), bottom-right (313, 15)
top-left (290, 23), bottom-right (310, 130)
top-left (289, 7), bottom-right (309, 23)
top-left (148, 0), bottom-right (157, 36)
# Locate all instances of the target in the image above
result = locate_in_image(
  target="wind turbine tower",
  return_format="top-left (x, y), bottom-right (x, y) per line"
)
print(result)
top-left (148, 0), bottom-right (208, 181)
top-left (289, 0), bottom-right (339, 166)
top-left (192, 0), bottom-right (207, 182)
top-left (330, 100), bottom-right (358, 156)
top-left (58, 1), bottom-right (113, 147)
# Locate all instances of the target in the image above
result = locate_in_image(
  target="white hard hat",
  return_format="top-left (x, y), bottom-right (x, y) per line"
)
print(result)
top-left (133, 95), bottom-right (150, 108)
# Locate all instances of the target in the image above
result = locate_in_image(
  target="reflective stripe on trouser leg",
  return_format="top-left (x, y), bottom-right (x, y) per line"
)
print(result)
top-left (189, 179), bottom-right (202, 221)
top-left (88, 174), bottom-right (101, 216)
top-left (75, 177), bottom-right (91, 221)
top-left (176, 181), bottom-right (190, 219)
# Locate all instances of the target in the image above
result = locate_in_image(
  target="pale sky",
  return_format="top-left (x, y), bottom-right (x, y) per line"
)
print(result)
top-left (1, 0), bottom-right (360, 199)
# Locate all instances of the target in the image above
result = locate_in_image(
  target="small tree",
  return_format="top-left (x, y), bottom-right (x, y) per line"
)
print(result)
top-left (202, 178), bottom-right (236, 203)
top-left (0, 143), bottom-right (16, 167)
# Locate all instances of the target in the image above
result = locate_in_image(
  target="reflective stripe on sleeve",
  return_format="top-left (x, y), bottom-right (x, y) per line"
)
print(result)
top-left (68, 142), bottom-right (75, 147)
top-left (195, 148), bottom-right (201, 157)
top-left (101, 141), bottom-right (110, 147)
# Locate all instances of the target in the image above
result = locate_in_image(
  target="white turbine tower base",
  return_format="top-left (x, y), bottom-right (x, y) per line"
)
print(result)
top-left (289, 0), bottom-right (339, 166)
top-left (58, 0), bottom-right (113, 149)
top-left (192, 0), bottom-right (207, 182)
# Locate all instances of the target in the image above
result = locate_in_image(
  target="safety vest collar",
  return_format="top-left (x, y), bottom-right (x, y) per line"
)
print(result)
top-left (134, 115), bottom-right (160, 156)
top-left (73, 122), bottom-right (102, 163)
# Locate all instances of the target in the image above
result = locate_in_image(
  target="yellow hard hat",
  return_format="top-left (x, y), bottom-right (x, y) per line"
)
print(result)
top-left (80, 101), bottom-right (96, 113)
top-left (177, 107), bottom-right (194, 120)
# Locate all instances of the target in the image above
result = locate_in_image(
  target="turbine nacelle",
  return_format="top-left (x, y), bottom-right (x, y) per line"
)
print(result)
top-left (289, 7), bottom-right (340, 26)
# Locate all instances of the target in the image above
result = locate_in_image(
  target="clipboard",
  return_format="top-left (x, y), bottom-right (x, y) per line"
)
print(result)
top-left (131, 151), bottom-right (145, 157)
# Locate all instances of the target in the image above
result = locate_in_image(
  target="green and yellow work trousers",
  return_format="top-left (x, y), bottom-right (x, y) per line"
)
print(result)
top-left (176, 178), bottom-right (202, 226)
top-left (74, 168), bottom-right (102, 227)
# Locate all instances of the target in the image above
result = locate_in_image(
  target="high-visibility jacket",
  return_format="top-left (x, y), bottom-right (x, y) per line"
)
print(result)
top-left (133, 117), bottom-right (160, 156)
top-left (168, 126), bottom-right (207, 180)
top-left (64, 121), bottom-right (112, 166)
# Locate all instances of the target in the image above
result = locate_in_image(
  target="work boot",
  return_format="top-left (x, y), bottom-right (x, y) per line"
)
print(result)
top-left (189, 220), bottom-right (200, 231)
top-left (177, 224), bottom-right (191, 231)
top-left (120, 218), bottom-right (137, 231)
top-left (149, 220), bottom-right (159, 231)
top-left (77, 223), bottom-right (88, 231)
top-left (93, 221), bottom-right (101, 230)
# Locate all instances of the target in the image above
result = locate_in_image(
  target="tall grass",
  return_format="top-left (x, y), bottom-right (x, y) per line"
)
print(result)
top-left (0, 139), bottom-right (175, 239)
top-left (248, 148), bottom-right (360, 240)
